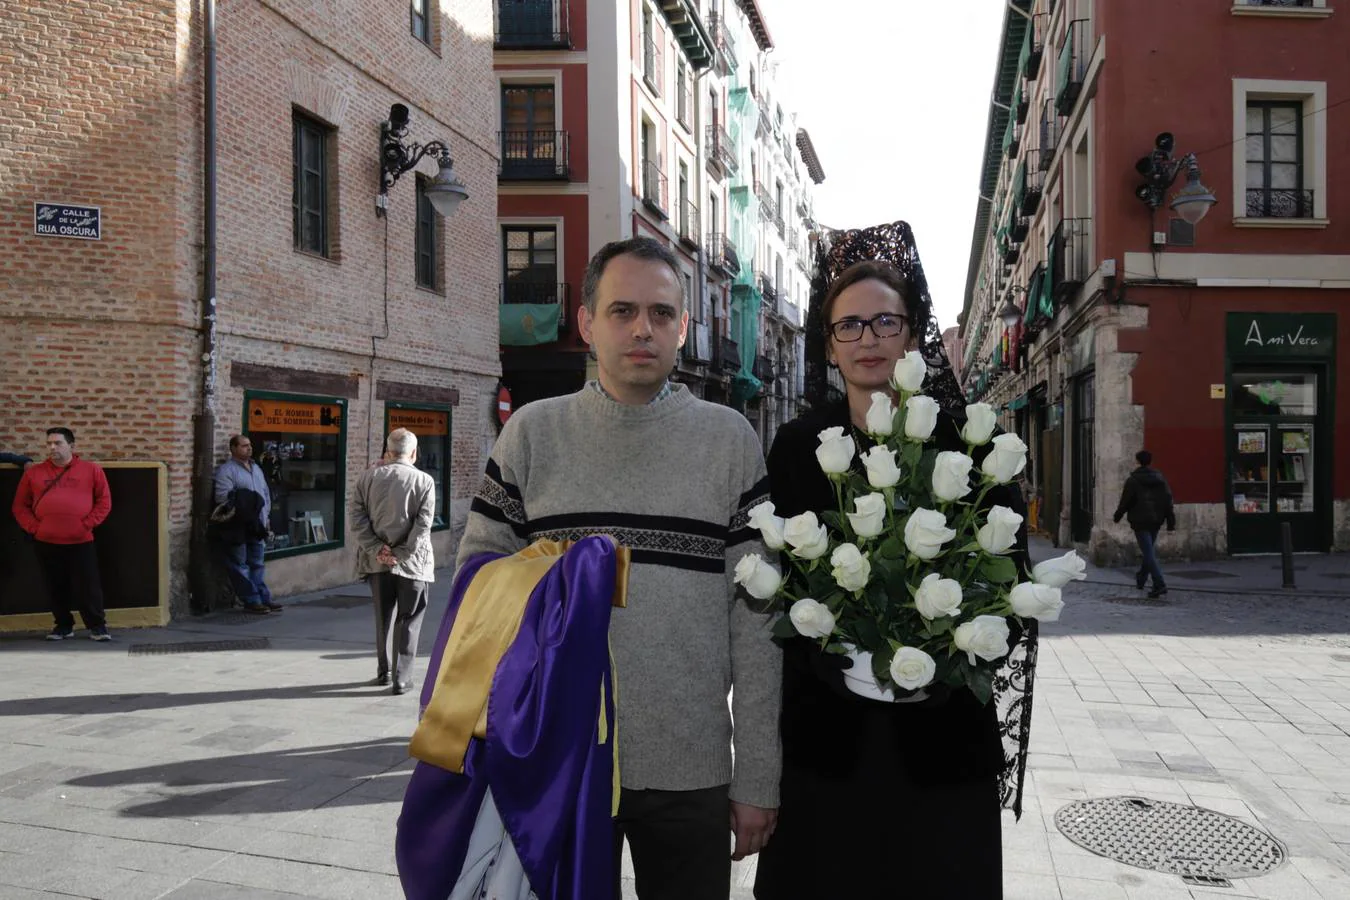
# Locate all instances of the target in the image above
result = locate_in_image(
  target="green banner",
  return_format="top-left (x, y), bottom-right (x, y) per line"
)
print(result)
top-left (499, 303), bottom-right (560, 347)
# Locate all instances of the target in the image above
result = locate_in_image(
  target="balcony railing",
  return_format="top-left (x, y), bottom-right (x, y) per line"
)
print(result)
top-left (1021, 153), bottom-right (1045, 215)
top-left (500, 280), bottom-right (569, 328)
top-left (1246, 0), bottom-right (1313, 5)
top-left (753, 354), bottom-right (774, 382)
top-left (641, 160), bottom-right (668, 217)
top-left (681, 320), bottom-right (712, 364)
top-left (1025, 12), bottom-right (1047, 79)
top-left (706, 232), bottom-right (740, 276)
top-left (643, 32), bottom-right (663, 97)
top-left (495, 0), bottom-right (570, 49)
top-left (1247, 188), bottom-right (1315, 218)
top-left (705, 124), bottom-right (738, 180)
top-left (715, 335), bottom-right (741, 373)
top-left (1050, 218), bottom-right (1090, 302)
top-left (757, 103), bottom-right (772, 138)
top-left (1055, 19), bottom-right (1089, 116)
top-left (759, 272), bottom-right (777, 303)
top-left (498, 130), bottom-right (570, 180)
top-left (678, 199), bottom-right (700, 247)
top-left (1039, 99), bottom-right (1060, 170)
top-left (708, 12), bottom-right (736, 74)
top-left (754, 181), bottom-right (778, 222)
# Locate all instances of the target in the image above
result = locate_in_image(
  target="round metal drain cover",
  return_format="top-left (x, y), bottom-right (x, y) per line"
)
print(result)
top-left (1055, 796), bottom-right (1285, 880)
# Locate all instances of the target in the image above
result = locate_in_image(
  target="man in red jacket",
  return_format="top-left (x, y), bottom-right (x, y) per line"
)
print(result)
top-left (12, 427), bottom-right (113, 640)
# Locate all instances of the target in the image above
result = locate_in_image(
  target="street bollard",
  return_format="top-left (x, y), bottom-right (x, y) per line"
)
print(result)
top-left (1281, 521), bottom-right (1296, 589)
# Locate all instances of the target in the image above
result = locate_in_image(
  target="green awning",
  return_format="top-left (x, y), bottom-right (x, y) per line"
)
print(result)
top-left (1024, 266), bottom-right (1045, 326)
top-left (499, 303), bottom-right (560, 346)
top-left (1008, 394), bottom-right (1029, 411)
top-left (1055, 39), bottom-right (1072, 109)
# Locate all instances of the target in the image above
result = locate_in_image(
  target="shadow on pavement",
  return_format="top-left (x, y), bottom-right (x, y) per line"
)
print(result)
top-left (1046, 587), bottom-right (1350, 641)
top-left (0, 681), bottom-right (392, 717)
top-left (64, 737), bottom-right (413, 818)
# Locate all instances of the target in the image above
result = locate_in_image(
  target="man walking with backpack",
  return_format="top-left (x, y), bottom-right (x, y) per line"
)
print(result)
top-left (1113, 450), bottom-right (1176, 598)
top-left (12, 427), bottom-right (113, 640)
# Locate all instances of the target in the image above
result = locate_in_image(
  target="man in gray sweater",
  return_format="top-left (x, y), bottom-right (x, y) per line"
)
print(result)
top-left (457, 237), bottom-right (781, 899)
top-left (352, 428), bottom-right (436, 695)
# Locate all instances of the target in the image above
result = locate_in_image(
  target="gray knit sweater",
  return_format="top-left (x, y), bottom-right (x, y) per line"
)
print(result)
top-left (456, 385), bottom-right (782, 807)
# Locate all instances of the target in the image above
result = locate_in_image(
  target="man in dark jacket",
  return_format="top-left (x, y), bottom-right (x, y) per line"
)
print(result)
top-left (212, 435), bottom-right (280, 614)
top-left (1113, 450), bottom-right (1176, 598)
top-left (11, 428), bottom-right (113, 640)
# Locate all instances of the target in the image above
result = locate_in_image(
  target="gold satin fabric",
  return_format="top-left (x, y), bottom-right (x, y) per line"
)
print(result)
top-left (409, 539), bottom-right (629, 775)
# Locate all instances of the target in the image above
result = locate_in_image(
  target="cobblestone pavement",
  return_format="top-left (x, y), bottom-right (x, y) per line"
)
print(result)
top-left (2, 541), bottom-right (1349, 899)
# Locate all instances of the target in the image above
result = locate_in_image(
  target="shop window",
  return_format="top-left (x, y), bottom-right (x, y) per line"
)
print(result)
top-left (385, 404), bottom-right (452, 531)
top-left (244, 392), bottom-right (346, 557)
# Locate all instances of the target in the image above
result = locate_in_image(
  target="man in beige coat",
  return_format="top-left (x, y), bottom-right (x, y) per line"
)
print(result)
top-left (351, 428), bottom-right (436, 695)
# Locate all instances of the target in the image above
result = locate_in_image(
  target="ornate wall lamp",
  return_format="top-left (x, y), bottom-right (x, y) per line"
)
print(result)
top-left (377, 103), bottom-right (468, 218)
top-left (1133, 132), bottom-right (1217, 226)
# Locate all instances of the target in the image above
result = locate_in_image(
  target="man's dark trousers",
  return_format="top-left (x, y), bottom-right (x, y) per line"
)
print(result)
top-left (34, 540), bottom-right (106, 631)
top-left (222, 539), bottom-right (271, 608)
top-left (1135, 527), bottom-right (1165, 590)
top-left (370, 572), bottom-right (429, 683)
top-left (612, 784), bottom-right (730, 900)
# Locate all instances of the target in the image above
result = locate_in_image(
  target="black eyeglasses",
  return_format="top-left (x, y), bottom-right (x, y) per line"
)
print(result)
top-left (827, 313), bottom-right (909, 343)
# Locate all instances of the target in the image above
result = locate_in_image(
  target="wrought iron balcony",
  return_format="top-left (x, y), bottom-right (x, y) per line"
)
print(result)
top-left (1247, 0), bottom-right (1313, 5)
top-left (706, 232), bottom-right (739, 276)
top-left (1025, 12), bottom-right (1047, 79)
top-left (1055, 19), bottom-right (1089, 116)
top-left (1039, 99), bottom-right (1060, 170)
top-left (1007, 120), bottom-right (1022, 159)
top-left (705, 124), bottom-right (738, 180)
top-left (715, 335), bottom-right (741, 373)
top-left (678, 199), bottom-right (700, 248)
top-left (754, 181), bottom-right (778, 222)
top-left (1010, 213), bottom-right (1029, 244)
top-left (759, 272), bottom-right (778, 303)
top-left (1246, 188), bottom-right (1314, 218)
top-left (500, 281), bottom-right (569, 328)
top-left (1021, 153), bottom-right (1045, 215)
top-left (757, 103), bottom-right (772, 139)
top-left (643, 32), bottom-right (663, 97)
top-left (1050, 218), bottom-right (1090, 302)
top-left (708, 12), bottom-right (736, 73)
top-left (681, 320), bottom-right (712, 364)
top-left (1015, 86), bottom-right (1029, 125)
top-left (753, 354), bottom-right (774, 382)
top-left (494, 0), bottom-right (570, 49)
top-left (641, 160), bottom-right (668, 218)
top-left (498, 131), bottom-right (570, 180)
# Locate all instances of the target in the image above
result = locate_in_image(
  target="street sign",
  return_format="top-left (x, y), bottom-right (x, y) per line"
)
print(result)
top-left (33, 202), bottom-right (101, 240)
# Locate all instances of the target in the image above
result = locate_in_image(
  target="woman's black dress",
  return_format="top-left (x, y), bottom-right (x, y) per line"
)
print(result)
top-left (754, 401), bottom-right (1026, 900)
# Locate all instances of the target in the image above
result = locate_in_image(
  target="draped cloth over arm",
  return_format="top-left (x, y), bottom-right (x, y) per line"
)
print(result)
top-left (396, 537), bottom-right (630, 900)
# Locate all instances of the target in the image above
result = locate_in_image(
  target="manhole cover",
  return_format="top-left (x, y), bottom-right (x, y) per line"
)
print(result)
top-left (295, 593), bottom-right (370, 609)
top-left (128, 638), bottom-right (270, 655)
top-left (1055, 797), bottom-right (1285, 880)
top-left (1171, 570), bottom-right (1237, 580)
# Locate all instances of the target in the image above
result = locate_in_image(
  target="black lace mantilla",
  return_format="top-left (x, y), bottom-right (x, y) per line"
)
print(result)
top-left (804, 219), bottom-right (1037, 819)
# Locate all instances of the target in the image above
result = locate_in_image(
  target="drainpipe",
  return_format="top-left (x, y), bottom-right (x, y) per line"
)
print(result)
top-left (188, 0), bottom-right (219, 615)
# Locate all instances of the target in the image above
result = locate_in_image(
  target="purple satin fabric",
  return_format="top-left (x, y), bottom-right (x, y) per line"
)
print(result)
top-left (396, 538), bottom-right (620, 900)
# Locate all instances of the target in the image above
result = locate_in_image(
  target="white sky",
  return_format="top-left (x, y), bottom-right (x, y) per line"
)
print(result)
top-left (767, 0), bottom-right (1007, 331)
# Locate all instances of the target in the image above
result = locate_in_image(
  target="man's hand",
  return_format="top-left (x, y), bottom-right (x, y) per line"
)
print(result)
top-left (376, 544), bottom-right (398, 567)
top-left (729, 801), bottom-right (777, 861)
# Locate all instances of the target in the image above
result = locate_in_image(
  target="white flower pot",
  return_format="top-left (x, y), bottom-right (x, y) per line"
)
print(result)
top-left (840, 644), bottom-right (928, 704)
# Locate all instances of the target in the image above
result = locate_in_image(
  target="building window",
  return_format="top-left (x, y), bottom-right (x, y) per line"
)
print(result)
top-left (292, 113), bottom-right (331, 257)
top-left (502, 226), bottom-right (559, 303)
top-left (384, 404), bottom-right (452, 531)
top-left (411, 0), bottom-right (431, 44)
top-left (676, 61), bottom-right (692, 131)
top-left (642, 8), bottom-right (662, 97)
top-left (244, 393), bottom-right (347, 557)
top-left (1232, 79), bottom-right (1328, 224)
top-left (1245, 101), bottom-right (1308, 218)
top-left (415, 178), bottom-right (440, 291)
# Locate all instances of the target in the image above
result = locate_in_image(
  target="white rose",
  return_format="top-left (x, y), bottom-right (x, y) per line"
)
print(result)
top-left (962, 403), bottom-right (998, 446)
top-left (902, 508), bottom-right (956, 561)
top-left (980, 433), bottom-right (1028, 484)
top-left (975, 505), bottom-right (1023, 555)
top-left (1031, 550), bottom-right (1088, 588)
top-left (732, 553), bottom-right (782, 601)
top-left (864, 392), bottom-right (896, 438)
top-left (914, 572), bottom-right (963, 620)
top-left (815, 426), bottom-right (856, 476)
top-left (1009, 582), bottom-right (1065, 622)
top-left (830, 543), bottom-right (872, 593)
top-left (891, 351), bottom-right (926, 393)
top-left (846, 493), bottom-right (888, 539)
top-left (861, 445), bottom-right (902, 489)
top-left (903, 395), bottom-right (939, 441)
top-left (747, 501), bottom-right (786, 551)
top-left (889, 646), bottom-right (937, 691)
top-left (952, 615), bottom-right (1012, 665)
top-left (789, 597), bottom-right (837, 639)
top-left (783, 511), bottom-right (830, 560)
top-left (931, 451), bottom-right (974, 502)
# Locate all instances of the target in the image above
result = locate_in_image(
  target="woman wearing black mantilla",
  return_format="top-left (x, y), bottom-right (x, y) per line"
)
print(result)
top-left (753, 221), bottom-right (1037, 900)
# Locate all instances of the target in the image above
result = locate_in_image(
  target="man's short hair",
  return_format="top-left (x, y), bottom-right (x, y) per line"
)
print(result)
top-left (580, 236), bottom-right (685, 315)
top-left (1136, 450), bottom-right (1152, 466)
top-left (387, 428), bottom-right (417, 458)
top-left (46, 427), bottom-right (75, 444)
top-left (229, 434), bottom-right (248, 451)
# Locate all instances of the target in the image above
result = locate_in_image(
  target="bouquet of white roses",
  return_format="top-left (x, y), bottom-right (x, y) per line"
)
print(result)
top-left (734, 351), bottom-right (1085, 704)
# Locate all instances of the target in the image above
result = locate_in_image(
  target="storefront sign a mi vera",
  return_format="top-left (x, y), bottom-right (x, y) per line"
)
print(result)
top-left (1227, 313), bottom-right (1336, 359)
top-left (1243, 321), bottom-right (1319, 349)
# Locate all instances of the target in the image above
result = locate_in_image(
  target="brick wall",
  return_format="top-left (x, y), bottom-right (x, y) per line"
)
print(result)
top-left (1, 0), bottom-right (500, 613)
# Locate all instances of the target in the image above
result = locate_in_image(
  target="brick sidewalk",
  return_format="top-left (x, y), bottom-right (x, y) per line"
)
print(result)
top-left (2, 556), bottom-right (1349, 898)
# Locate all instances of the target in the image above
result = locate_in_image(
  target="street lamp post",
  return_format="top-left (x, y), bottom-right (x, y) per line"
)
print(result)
top-left (377, 103), bottom-right (469, 218)
top-left (1133, 132), bottom-right (1217, 226)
